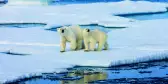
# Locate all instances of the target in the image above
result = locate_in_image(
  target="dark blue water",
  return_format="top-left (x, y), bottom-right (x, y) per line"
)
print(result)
top-left (117, 12), bottom-right (168, 20)
top-left (132, 0), bottom-right (168, 3)
top-left (0, 0), bottom-right (8, 4)
top-left (48, 0), bottom-right (123, 5)
top-left (48, 0), bottom-right (168, 5)
top-left (4, 60), bottom-right (168, 84)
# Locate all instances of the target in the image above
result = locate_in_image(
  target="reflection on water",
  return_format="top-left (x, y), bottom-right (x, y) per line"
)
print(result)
top-left (24, 69), bottom-right (107, 84)
top-left (61, 71), bottom-right (107, 84)
top-left (4, 60), bottom-right (168, 84)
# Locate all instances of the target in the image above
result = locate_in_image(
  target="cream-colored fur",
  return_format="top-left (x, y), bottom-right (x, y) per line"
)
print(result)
top-left (83, 29), bottom-right (108, 51)
top-left (57, 25), bottom-right (83, 52)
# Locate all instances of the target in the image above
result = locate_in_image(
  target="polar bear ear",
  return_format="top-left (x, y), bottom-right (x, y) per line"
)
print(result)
top-left (57, 28), bottom-right (60, 31)
top-left (83, 28), bottom-right (90, 32)
top-left (62, 26), bottom-right (68, 29)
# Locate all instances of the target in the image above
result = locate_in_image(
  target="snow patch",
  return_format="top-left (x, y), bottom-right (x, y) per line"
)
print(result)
top-left (1, 1), bottom-right (168, 83)
top-left (1, 1), bottom-right (167, 27)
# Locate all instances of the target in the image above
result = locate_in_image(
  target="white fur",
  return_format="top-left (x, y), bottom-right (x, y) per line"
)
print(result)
top-left (83, 29), bottom-right (108, 51)
top-left (57, 25), bottom-right (83, 52)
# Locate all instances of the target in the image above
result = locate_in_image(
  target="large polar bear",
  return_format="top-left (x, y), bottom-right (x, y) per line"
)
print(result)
top-left (83, 28), bottom-right (108, 51)
top-left (57, 25), bottom-right (84, 52)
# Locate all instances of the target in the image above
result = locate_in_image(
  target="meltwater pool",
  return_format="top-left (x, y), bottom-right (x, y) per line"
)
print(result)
top-left (117, 12), bottom-right (168, 20)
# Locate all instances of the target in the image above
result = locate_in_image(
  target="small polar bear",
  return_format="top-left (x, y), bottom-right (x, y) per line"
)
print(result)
top-left (83, 28), bottom-right (108, 51)
top-left (57, 25), bottom-right (84, 52)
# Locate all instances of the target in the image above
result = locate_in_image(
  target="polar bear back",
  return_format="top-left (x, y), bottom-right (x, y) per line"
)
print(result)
top-left (69, 25), bottom-right (83, 40)
top-left (90, 29), bottom-right (107, 42)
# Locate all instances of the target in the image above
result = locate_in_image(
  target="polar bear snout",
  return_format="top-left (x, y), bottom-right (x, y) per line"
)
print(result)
top-left (57, 27), bottom-right (66, 33)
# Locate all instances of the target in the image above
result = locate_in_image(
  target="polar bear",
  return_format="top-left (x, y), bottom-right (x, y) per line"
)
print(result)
top-left (57, 25), bottom-right (84, 52)
top-left (83, 28), bottom-right (108, 51)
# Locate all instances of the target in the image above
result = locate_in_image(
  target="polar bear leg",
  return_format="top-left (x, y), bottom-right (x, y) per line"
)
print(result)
top-left (84, 39), bottom-right (89, 52)
top-left (96, 42), bottom-right (104, 51)
top-left (90, 39), bottom-right (96, 51)
top-left (70, 40), bottom-right (77, 51)
top-left (60, 42), bottom-right (66, 52)
top-left (60, 37), bottom-right (66, 52)
top-left (90, 42), bottom-right (96, 51)
top-left (76, 40), bottom-right (83, 50)
top-left (103, 41), bottom-right (108, 50)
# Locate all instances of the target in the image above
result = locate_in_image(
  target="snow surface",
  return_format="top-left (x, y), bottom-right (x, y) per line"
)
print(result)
top-left (0, 1), bottom-right (168, 83)
top-left (1, 19), bottom-right (168, 82)
top-left (0, 1), bottom-right (168, 28)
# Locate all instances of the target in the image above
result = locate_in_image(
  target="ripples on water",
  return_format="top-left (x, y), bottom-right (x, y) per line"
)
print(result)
top-left (4, 60), bottom-right (168, 84)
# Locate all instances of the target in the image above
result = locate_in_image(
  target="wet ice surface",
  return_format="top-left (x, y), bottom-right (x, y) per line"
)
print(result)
top-left (5, 60), bottom-right (168, 84)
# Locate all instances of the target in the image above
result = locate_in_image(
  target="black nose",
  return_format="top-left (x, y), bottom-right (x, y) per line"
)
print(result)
top-left (87, 29), bottom-right (90, 32)
top-left (61, 30), bottom-right (64, 33)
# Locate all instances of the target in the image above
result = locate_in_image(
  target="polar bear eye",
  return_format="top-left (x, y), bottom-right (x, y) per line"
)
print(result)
top-left (87, 29), bottom-right (90, 32)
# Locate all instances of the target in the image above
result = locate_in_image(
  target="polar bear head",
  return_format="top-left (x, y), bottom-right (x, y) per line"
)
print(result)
top-left (57, 26), bottom-right (69, 36)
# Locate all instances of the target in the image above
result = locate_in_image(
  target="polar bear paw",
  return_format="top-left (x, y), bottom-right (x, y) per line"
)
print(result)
top-left (103, 48), bottom-right (108, 50)
top-left (95, 49), bottom-right (102, 51)
top-left (60, 50), bottom-right (65, 53)
top-left (84, 50), bottom-right (89, 52)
